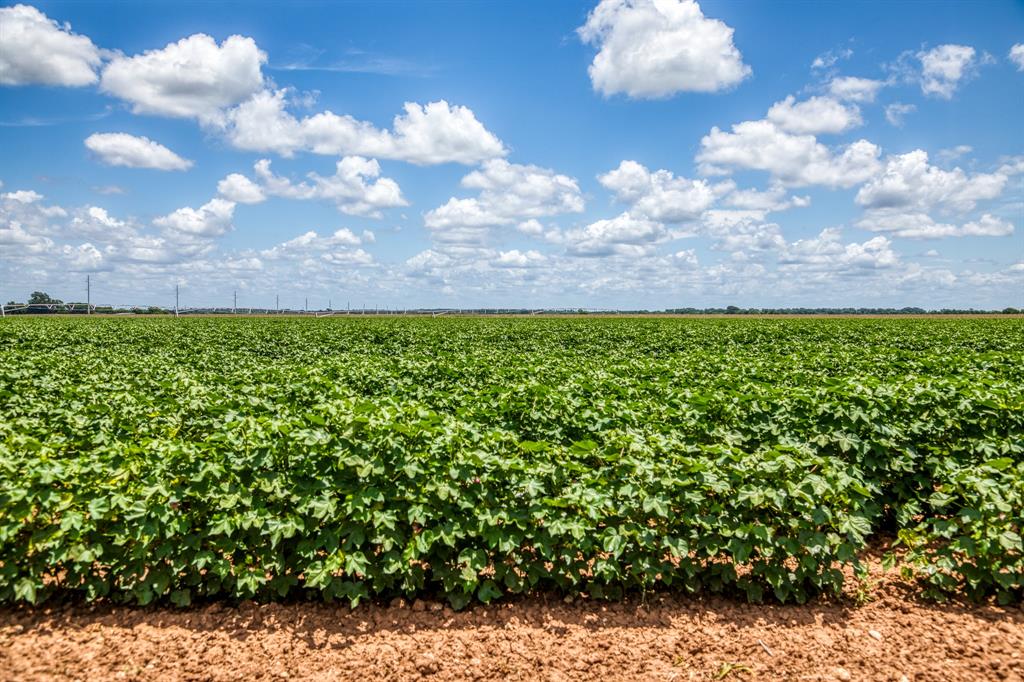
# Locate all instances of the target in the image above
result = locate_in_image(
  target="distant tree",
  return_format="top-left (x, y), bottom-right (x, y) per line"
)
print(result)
top-left (725, 305), bottom-right (740, 314)
top-left (28, 291), bottom-right (62, 304)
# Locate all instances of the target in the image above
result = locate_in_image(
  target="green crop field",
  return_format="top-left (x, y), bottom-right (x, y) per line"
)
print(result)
top-left (1, 317), bottom-right (1022, 608)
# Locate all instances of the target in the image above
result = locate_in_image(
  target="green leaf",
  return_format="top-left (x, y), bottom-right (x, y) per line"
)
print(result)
top-left (170, 589), bottom-right (192, 607)
top-left (997, 530), bottom-right (1022, 551)
top-left (477, 580), bottom-right (502, 603)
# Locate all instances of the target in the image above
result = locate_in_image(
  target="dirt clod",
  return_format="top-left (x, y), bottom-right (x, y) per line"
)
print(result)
top-left (414, 652), bottom-right (439, 675)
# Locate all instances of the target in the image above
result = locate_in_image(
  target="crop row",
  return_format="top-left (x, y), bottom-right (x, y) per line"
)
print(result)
top-left (0, 317), bottom-right (1021, 606)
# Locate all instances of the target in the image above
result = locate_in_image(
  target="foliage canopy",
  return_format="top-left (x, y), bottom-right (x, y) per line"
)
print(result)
top-left (0, 317), bottom-right (1021, 607)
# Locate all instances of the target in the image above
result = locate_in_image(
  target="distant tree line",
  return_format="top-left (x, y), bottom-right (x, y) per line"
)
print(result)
top-left (664, 306), bottom-right (1022, 315)
top-left (2, 292), bottom-right (1021, 316)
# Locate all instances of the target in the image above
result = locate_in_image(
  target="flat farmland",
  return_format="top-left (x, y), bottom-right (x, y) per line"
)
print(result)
top-left (1, 317), bottom-right (1022, 680)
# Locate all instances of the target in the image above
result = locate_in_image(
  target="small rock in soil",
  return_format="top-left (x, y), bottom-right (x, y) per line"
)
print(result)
top-left (414, 652), bottom-right (439, 675)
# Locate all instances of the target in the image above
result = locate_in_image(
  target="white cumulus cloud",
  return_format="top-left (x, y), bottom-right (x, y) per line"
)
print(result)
top-left (1010, 44), bottom-right (1024, 71)
top-left (780, 227), bottom-right (898, 270)
top-left (766, 95), bottom-right (862, 135)
top-left (0, 4), bottom-right (101, 86)
top-left (425, 160), bottom-right (583, 243)
top-left (260, 228), bottom-right (373, 266)
top-left (828, 76), bottom-right (884, 103)
top-left (2, 189), bottom-right (44, 204)
top-left (857, 211), bottom-right (1014, 239)
top-left (84, 132), bottom-right (193, 171)
top-left (917, 44), bottom-right (976, 98)
top-left (854, 150), bottom-right (1014, 240)
top-left (153, 197), bottom-right (236, 238)
top-left (61, 243), bottom-right (106, 271)
top-left (217, 173), bottom-right (265, 204)
top-left (724, 184), bottom-right (810, 212)
top-left (100, 34), bottom-right (266, 121)
top-left (565, 212), bottom-right (668, 257)
top-left (855, 150), bottom-right (1007, 214)
top-left (577, 0), bottom-right (751, 98)
top-left (69, 206), bottom-right (133, 239)
top-left (493, 249), bottom-right (547, 268)
top-left (246, 157), bottom-right (406, 217)
top-left (305, 157), bottom-right (407, 217)
top-left (697, 119), bottom-right (881, 188)
top-left (225, 91), bottom-right (506, 165)
top-left (598, 160), bottom-right (722, 222)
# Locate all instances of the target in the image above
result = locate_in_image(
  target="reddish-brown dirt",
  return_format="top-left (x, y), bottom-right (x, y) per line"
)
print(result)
top-left (2, 576), bottom-right (1021, 682)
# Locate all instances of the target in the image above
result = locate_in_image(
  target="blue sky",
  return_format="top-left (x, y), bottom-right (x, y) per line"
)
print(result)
top-left (1, 0), bottom-right (1022, 309)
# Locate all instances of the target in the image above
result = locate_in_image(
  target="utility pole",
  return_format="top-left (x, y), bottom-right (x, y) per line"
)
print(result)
top-left (304, 297), bottom-right (308, 313)
top-left (175, 284), bottom-right (179, 317)
top-left (86, 275), bottom-right (91, 315)
top-left (233, 291), bottom-right (237, 314)
top-left (276, 294), bottom-right (279, 313)
top-left (329, 298), bottom-right (332, 311)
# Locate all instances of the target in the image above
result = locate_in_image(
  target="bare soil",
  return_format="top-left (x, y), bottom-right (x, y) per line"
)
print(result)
top-left (2, 574), bottom-right (1021, 682)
